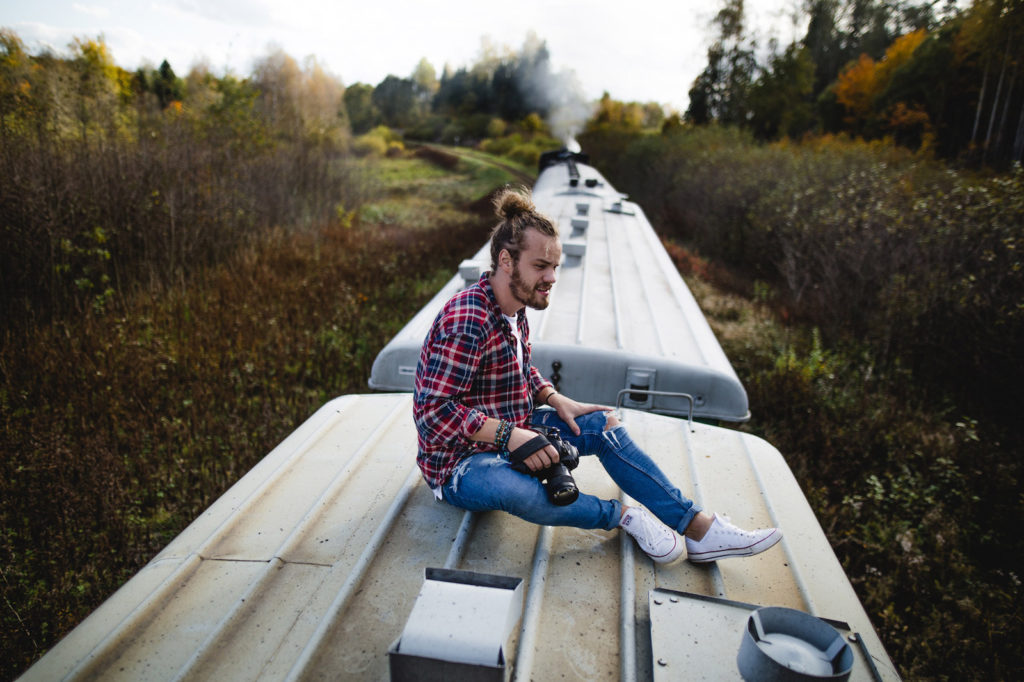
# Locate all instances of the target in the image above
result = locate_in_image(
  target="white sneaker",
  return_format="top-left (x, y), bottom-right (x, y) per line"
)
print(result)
top-left (619, 507), bottom-right (684, 564)
top-left (684, 514), bottom-right (782, 563)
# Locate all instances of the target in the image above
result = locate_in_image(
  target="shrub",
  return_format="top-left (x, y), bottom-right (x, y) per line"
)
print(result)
top-left (352, 131), bottom-right (388, 157)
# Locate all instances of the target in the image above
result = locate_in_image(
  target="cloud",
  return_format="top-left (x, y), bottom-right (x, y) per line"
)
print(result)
top-left (159, 0), bottom-right (275, 27)
top-left (72, 3), bottom-right (111, 18)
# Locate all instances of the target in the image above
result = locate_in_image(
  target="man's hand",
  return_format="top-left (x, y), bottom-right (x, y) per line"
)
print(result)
top-left (548, 393), bottom-right (613, 436)
top-left (507, 427), bottom-right (559, 472)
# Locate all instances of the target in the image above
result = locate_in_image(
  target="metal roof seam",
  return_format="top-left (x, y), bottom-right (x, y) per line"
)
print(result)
top-left (169, 556), bottom-right (289, 682)
top-left (511, 525), bottom-right (555, 682)
top-left (168, 393), bottom-right (411, 681)
top-left (630, 217), bottom-right (669, 357)
top-left (443, 511), bottom-right (478, 570)
top-left (679, 419), bottom-right (727, 598)
top-left (737, 432), bottom-right (817, 616)
top-left (605, 209), bottom-right (626, 351)
top-left (573, 206), bottom-right (590, 346)
top-left (619, 492), bottom-right (639, 682)
top-left (61, 552), bottom-right (203, 680)
top-left (284, 465), bottom-right (423, 682)
top-left (638, 206), bottom-right (709, 367)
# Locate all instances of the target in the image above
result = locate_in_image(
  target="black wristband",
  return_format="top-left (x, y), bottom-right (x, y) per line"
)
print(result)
top-left (508, 434), bottom-right (551, 467)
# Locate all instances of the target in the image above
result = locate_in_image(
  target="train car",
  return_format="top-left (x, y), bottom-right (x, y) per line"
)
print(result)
top-left (369, 150), bottom-right (750, 423)
top-left (20, 152), bottom-right (900, 681)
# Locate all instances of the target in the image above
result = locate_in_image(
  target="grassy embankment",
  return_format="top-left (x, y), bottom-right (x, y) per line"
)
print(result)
top-left (0, 148), bottom-right (525, 680)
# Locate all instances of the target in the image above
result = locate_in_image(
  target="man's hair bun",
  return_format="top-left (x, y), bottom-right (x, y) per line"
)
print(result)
top-left (494, 187), bottom-right (535, 220)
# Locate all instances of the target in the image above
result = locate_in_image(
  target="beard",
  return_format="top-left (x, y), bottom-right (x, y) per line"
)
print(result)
top-left (509, 263), bottom-right (552, 310)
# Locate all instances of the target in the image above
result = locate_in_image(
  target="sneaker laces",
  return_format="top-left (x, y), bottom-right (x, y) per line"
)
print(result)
top-left (622, 508), bottom-right (678, 558)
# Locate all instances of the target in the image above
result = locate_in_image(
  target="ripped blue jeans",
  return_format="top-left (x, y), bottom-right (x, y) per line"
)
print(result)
top-left (440, 408), bottom-right (701, 533)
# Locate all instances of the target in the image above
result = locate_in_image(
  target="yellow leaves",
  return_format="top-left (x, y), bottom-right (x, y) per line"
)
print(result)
top-left (835, 29), bottom-right (929, 134)
top-left (881, 29), bottom-right (927, 75)
top-left (835, 53), bottom-right (879, 122)
top-left (71, 36), bottom-right (120, 85)
top-left (588, 92), bottom-right (646, 131)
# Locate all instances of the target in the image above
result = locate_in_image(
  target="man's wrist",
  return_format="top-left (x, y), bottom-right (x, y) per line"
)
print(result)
top-left (494, 419), bottom-right (513, 452)
top-left (539, 388), bottom-right (557, 406)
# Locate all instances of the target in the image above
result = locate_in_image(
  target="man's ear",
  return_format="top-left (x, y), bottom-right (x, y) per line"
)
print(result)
top-left (499, 248), bottom-right (513, 274)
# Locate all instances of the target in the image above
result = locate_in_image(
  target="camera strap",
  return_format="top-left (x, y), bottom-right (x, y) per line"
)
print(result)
top-left (508, 434), bottom-right (551, 467)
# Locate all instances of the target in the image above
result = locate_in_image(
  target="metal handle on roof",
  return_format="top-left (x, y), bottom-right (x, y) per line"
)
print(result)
top-left (615, 389), bottom-right (694, 432)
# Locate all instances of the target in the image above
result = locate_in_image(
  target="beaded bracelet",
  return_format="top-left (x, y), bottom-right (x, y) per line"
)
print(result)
top-left (494, 419), bottom-right (513, 452)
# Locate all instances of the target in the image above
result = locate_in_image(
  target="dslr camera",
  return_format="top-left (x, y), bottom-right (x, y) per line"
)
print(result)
top-left (509, 425), bottom-right (581, 506)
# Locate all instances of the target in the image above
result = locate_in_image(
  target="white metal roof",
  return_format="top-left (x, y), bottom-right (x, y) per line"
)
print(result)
top-left (22, 392), bottom-right (899, 681)
top-left (369, 159), bottom-right (750, 423)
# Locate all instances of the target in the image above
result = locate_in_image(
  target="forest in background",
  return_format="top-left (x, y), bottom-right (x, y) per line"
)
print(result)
top-left (2, 0), bottom-right (1023, 678)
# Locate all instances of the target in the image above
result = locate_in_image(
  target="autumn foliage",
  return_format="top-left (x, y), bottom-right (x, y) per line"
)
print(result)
top-left (834, 30), bottom-right (928, 135)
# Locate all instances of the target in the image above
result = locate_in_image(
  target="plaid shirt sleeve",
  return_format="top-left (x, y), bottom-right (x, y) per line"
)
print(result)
top-left (528, 365), bottom-right (552, 397)
top-left (414, 325), bottom-right (489, 453)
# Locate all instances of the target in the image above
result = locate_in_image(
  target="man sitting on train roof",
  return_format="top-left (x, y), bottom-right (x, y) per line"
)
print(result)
top-left (412, 187), bottom-right (781, 564)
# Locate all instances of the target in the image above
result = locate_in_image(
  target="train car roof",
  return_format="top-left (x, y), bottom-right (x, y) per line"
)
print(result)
top-left (369, 158), bottom-right (750, 423)
top-left (22, 392), bottom-right (898, 681)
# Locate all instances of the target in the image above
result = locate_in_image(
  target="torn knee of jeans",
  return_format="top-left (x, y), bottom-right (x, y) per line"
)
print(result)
top-left (602, 424), bottom-right (626, 450)
top-left (603, 411), bottom-right (621, 431)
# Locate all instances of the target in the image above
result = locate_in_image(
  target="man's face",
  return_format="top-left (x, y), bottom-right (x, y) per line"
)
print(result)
top-left (508, 229), bottom-right (561, 310)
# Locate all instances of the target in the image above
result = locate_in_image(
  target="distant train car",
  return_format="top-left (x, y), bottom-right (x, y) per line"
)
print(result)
top-left (21, 151), bottom-right (900, 681)
top-left (369, 150), bottom-right (750, 423)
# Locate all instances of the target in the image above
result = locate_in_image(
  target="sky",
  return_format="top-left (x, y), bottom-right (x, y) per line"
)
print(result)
top-left (1, 0), bottom-right (808, 113)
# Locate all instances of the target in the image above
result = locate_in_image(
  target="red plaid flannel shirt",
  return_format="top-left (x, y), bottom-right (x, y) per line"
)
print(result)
top-left (413, 274), bottom-right (552, 488)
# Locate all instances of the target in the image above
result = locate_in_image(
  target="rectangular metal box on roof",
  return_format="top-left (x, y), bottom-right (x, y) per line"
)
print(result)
top-left (21, 393), bottom-right (898, 681)
top-left (368, 157), bottom-right (750, 423)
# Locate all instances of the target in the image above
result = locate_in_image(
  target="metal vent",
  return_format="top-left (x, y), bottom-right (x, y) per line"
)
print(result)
top-left (459, 260), bottom-right (482, 289)
top-left (389, 568), bottom-right (524, 681)
top-left (622, 367), bottom-right (656, 409)
top-left (608, 198), bottom-right (635, 215)
top-left (563, 241), bottom-right (587, 258)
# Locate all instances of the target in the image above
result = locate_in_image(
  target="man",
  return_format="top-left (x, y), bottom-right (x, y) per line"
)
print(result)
top-left (413, 187), bottom-right (781, 563)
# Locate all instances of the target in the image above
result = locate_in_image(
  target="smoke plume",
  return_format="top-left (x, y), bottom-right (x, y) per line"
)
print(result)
top-left (516, 35), bottom-right (594, 149)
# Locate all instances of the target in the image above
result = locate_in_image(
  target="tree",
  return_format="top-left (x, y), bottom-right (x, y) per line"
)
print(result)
top-left (153, 60), bottom-right (183, 108)
top-left (686, 0), bottom-right (757, 126)
top-left (587, 92), bottom-right (645, 131)
top-left (68, 37), bottom-right (131, 136)
top-left (252, 47), bottom-right (345, 140)
top-left (803, 0), bottom-right (845, 97)
top-left (344, 82), bottom-right (380, 134)
top-left (834, 28), bottom-right (927, 134)
top-left (0, 29), bottom-right (34, 137)
top-left (372, 75), bottom-right (416, 128)
top-left (748, 43), bottom-right (816, 139)
top-left (958, 0), bottom-right (1024, 163)
top-left (411, 57), bottom-right (438, 104)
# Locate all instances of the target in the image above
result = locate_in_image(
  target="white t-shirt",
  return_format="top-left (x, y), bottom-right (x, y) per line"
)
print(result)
top-left (503, 313), bottom-right (523, 368)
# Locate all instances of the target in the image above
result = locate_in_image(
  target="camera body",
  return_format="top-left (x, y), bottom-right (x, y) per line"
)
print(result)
top-left (511, 426), bottom-right (581, 506)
